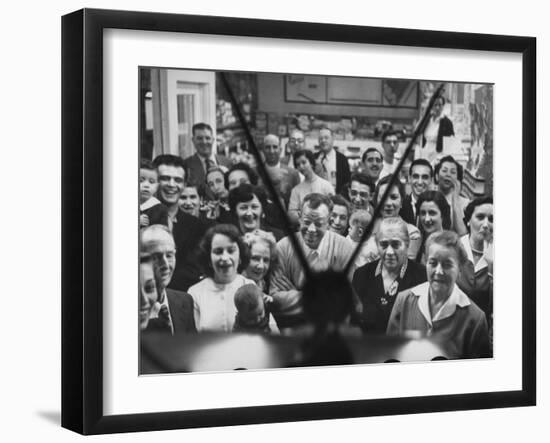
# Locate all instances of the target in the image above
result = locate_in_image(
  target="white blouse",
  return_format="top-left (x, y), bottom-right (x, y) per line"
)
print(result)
top-left (188, 274), bottom-right (255, 332)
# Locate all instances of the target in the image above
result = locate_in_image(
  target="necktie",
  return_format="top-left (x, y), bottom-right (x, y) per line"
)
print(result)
top-left (158, 304), bottom-right (173, 334)
top-left (205, 158), bottom-right (215, 172)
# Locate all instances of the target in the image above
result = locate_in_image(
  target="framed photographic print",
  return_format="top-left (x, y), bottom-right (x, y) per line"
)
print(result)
top-left (62, 8), bottom-right (536, 435)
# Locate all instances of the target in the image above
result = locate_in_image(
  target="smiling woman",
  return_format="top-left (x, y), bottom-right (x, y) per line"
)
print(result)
top-left (387, 230), bottom-right (491, 359)
top-left (188, 224), bottom-right (255, 332)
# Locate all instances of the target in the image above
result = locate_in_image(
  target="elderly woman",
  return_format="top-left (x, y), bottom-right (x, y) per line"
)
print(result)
top-left (359, 175), bottom-right (422, 263)
top-left (415, 190), bottom-right (451, 264)
top-left (188, 224), bottom-right (256, 332)
top-left (352, 217), bottom-right (427, 333)
top-left (457, 197), bottom-right (493, 323)
top-left (242, 229), bottom-right (278, 293)
top-left (387, 230), bottom-right (490, 359)
top-left (228, 184), bottom-right (284, 241)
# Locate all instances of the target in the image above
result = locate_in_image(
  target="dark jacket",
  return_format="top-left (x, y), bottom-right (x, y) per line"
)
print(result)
top-left (314, 149), bottom-right (351, 195)
top-left (422, 115), bottom-right (455, 153)
top-left (352, 259), bottom-right (427, 333)
top-left (169, 209), bottom-right (210, 292)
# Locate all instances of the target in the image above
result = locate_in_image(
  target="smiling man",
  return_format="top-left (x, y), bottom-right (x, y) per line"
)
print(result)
top-left (400, 159), bottom-right (434, 225)
top-left (153, 154), bottom-right (210, 291)
top-left (140, 225), bottom-right (196, 334)
top-left (270, 193), bottom-right (353, 329)
top-left (182, 122), bottom-right (231, 187)
top-left (263, 133), bottom-right (300, 205)
top-left (315, 128), bottom-right (351, 194)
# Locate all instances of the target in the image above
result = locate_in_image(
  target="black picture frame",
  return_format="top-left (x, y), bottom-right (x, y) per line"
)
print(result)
top-left (61, 8), bottom-right (536, 435)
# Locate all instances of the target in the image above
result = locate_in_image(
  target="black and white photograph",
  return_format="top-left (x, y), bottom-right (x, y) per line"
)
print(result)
top-left (138, 68), bottom-right (495, 374)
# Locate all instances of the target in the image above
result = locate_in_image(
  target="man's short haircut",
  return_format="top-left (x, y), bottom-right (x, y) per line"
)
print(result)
top-left (140, 224), bottom-right (175, 253)
top-left (425, 230), bottom-right (468, 266)
top-left (381, 129), bottom-right (399, 143)
top-left (152, 154), bottom-right (186, 170)
top-left (234, 284), bottom-right (264, 314)
top-left (376, 216), bottom-right (410, 245)
top-left (198, 223), bottom-right (249, 278)
top-left (302, 192), bottom-right (333, 212)
top-left (293, 149), bottom-right (316, 168)
top-left (140, 158), bottom-right (156, 171)
top-left (350, 172), bottom-right (376, 194)
top-left (374, 174), bottom-right (406, 204)
top-left (415, 190), bottom-right (452, 230)
top-left (225, 162), bottom-right (259, 189)
top-left (349, 209), bottom-right (372, 228)
top-left (228, 183), bottom-right (269, 215)
top-left (361, 147), bottom-right (383, 163)
top-left (319, 127), bottom-right (332, 135)
top-left (435, 155), bottom-right (464, 182)
top-left (192, 122), bottom-right (213, 136)
top-left (330, 194), bottom-right (351, 214)
top-left (463, 196), bottom-right (493, 232)
top-left (409, 158), bottom-right (434, 178)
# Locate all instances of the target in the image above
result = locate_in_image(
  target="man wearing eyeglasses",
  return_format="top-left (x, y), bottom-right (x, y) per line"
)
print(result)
top-left (380, 130), bottom-right (400, 180)
top-left (140, 225), bottom-right (196, 335)
top-left (263, 133), bottom-right (300, 206)
top-left (282, 129), bottom-right (306, 170)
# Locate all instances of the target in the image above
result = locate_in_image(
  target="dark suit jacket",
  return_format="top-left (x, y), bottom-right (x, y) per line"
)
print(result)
top-left (183, 153), bottom-right (232, 187)
top-left (352, 259), bottom-right (427, 333)
top-left (167, 289), bottom-right (196, 334)
top-left (141, 202), bottom-right (169, 227)
top-left (146, 289), bottom-right (196, 334)
top-left (314, 149), bottom-right (351, 195)
top-left (399, 194), bottom-right (417, 226)
top-left (169, 209), bottom-right (211, 292)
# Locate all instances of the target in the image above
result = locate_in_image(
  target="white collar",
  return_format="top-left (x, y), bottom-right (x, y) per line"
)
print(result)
top-left (460, 235), bottom-right (489, 272)
top-left (411, 282), bottom-right (470, 326)
top-left (140, 196), bottom-right (161, 211)
top-left (301, 230), bottom-right (330, 258)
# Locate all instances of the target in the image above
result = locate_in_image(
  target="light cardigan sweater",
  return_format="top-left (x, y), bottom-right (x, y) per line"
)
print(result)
top-left (270, 231), bottom-right (354, 321)
top-left (189, 274), bottom-right (255, 332)
top-left (386, 282), bottom-right (490, 359)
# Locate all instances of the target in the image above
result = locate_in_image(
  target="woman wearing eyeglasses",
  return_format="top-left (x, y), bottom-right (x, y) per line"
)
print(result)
top-left (351, 217), bottom-right (426, 333)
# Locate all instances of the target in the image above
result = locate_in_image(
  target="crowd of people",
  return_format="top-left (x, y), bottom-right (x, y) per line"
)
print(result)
top-left (139, 120), bottom-right (493, 361)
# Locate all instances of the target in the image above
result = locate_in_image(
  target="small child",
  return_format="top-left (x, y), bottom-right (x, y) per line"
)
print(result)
top-left (140, 159), bottom-right (168, 227)
top-left (233, 284), bottom-right (279, 334)
top-left (346, 210), bottom-right (377, 268)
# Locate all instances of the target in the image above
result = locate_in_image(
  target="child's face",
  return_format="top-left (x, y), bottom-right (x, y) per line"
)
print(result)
top-left (348, 222), bottom-right (364, 242)
top-left (240, 303), bottom-right (265, 326)
top-left (140, 168), bottom-right (159, 204)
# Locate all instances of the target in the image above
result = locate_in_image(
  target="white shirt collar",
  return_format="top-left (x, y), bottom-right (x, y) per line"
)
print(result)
top-left (140, 196), bottom-right (161, 211)
top-left (301, 230), bottom-right (330, 258)
top-left (460, 235), bottom-right (489, 272)
top-left (410, 282), bottom-right (470, 327)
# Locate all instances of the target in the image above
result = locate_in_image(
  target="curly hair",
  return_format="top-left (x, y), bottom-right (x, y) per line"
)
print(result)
top-left (198, 224), bottom-right (249, 278)
top-left (415, 190), bottom-right (452, 231)
top-left (242, 229), bottom-right (279, 284)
